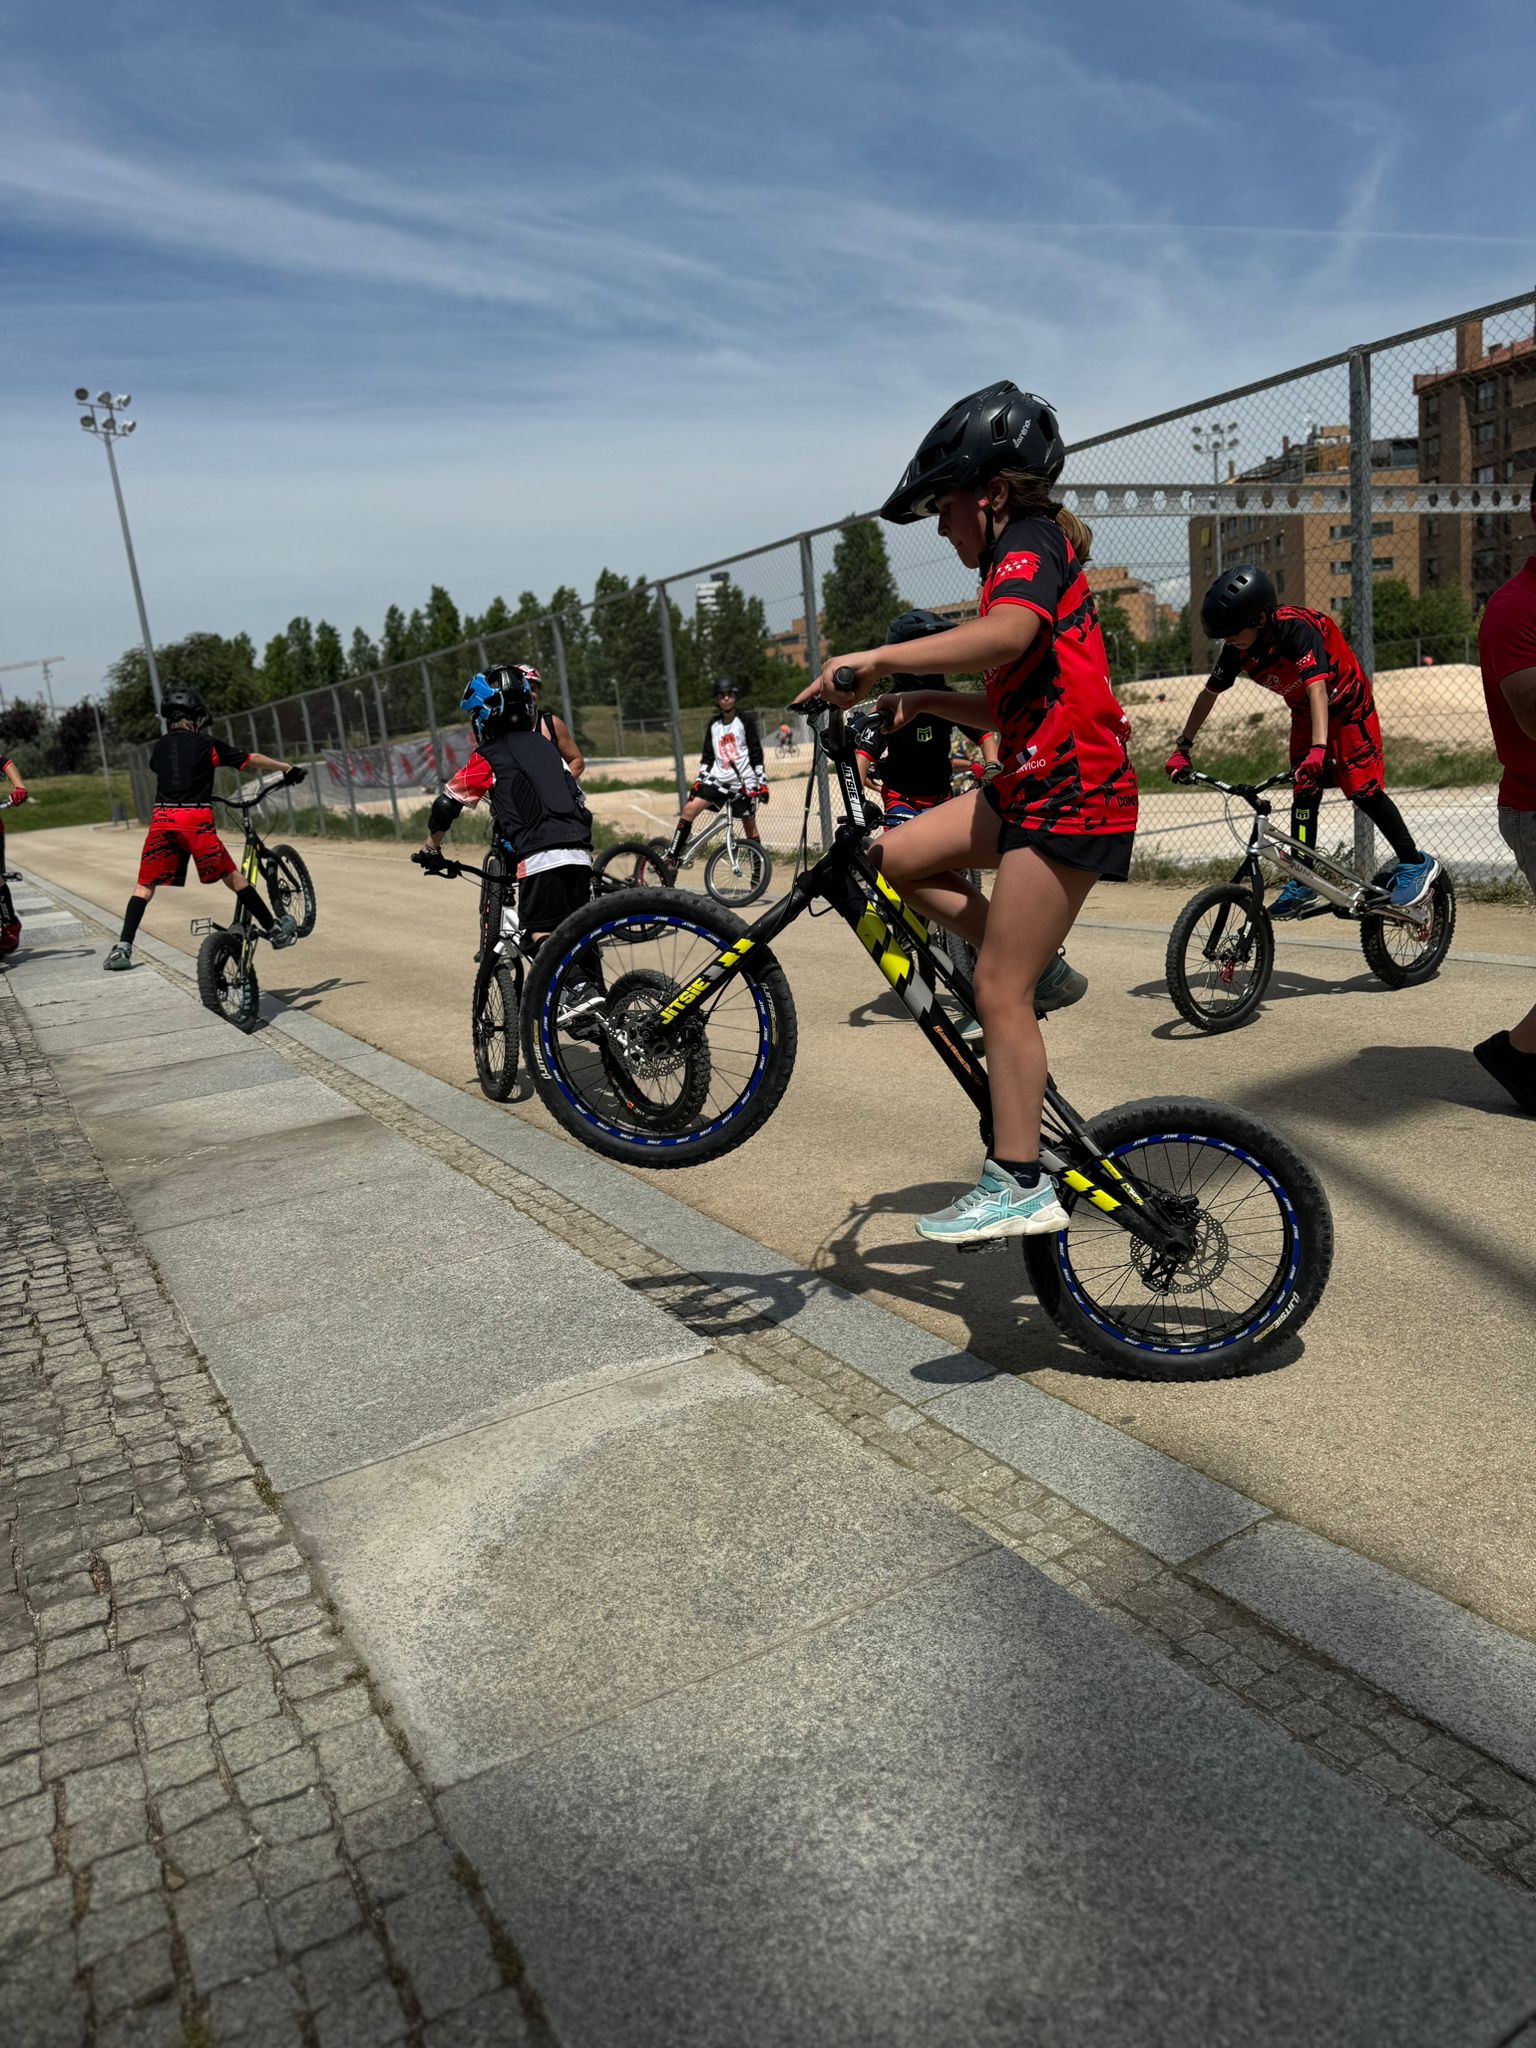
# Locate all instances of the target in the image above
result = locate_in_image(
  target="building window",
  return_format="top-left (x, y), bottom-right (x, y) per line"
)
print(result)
top-left (1371, 520), bottom-right (1393, 536)
top-left (1329, 523), bottom-right (1352, 539)
top-left (1425, 434), bottom-right (1441, 465)
top-left (1275, 533), bottom-right (1284, 556)
top-left (1425, 556), bottom-right (1440, 583)
top-left (1476, 465), bottom-right (1496, 484)
top-left (1275, 571), bottom-right (1285, 596)
top-left (1424, 393), bottom-right (1441, 425)
top-left (1372, 557), bottom-right (1394, 572)
top-left (1329, 559), bottom-right (1352, 576)
top-left (1475, 420), bottom-right (1497, 446)
top-left (1424, 516), bottom-right (1439, 542)
top-left (1474, 379), bottom-right (1496, 413)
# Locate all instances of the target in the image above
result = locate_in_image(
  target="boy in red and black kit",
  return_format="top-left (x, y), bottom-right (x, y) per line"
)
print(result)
top-left (1167, 566), bottom-right (1439, 915)
top-left (1, 753), bottom-right (28, 961)
top-left (104, 688), bottom-right (301, 971)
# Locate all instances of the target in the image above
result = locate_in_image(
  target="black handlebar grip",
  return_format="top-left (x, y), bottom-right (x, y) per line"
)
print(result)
top-left (284, 766), bottom-right (308, 787)
top-left (832, 666), bottom-right (858, 691)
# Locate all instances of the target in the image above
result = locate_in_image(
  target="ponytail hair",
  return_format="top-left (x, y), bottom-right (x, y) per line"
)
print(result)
top-left (992, 468), bottom-right (1093, 566)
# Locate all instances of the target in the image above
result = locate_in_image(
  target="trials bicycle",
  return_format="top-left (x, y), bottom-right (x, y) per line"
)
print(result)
top-left (193, 772), bottom-right (314, 1031)
top-left (1165, 769), bottom-right (1457, 1034)
top-left (522, 695), bottom-right (1334, 1377)
top-left (596, 785), bottom-right (771, 908)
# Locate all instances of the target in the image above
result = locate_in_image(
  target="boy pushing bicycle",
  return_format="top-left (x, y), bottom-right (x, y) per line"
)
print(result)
top-left (103, 689), bottom-right (301, 972)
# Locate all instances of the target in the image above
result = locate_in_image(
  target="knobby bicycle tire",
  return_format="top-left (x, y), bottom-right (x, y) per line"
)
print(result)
top-left (472, 958), bottom-right (523, 1101)
top-left (1165, 883), bottom-right (1274, 1033)
top-left (524, 886), bottom-right (797, 1169)
top-left (1023, 1096), bottom-right (1332, 1379)
top-left (1360, 868), bottom-right (1457, 988)
top-left (197, 928), bottom-right (260, 1033)
top-left (593, 841), bottom-right (672, 891)
top-left (268, 843), bottom-right (317, 938)
top-left (704, 839), bottom-right (770, 908)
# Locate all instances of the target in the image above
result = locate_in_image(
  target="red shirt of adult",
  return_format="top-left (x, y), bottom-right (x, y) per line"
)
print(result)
top-left (1479, 556), bottom-right (1536, 810)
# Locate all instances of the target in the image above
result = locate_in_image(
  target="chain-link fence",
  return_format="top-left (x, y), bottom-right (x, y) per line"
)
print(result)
top-left (130, 288), bottom-right (1535, 885)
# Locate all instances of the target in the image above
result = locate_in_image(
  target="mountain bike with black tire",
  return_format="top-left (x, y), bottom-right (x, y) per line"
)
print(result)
top-left (599, 794), bottom-right (772, 908)
top-left (523, 693), bottom-right (1334, 1378)
top-left (411, 847), bottom-right (525, 1099)
top-left (191, 769), bottom-right (311, 1032)
top-left (592, 840), bottom-right (673, 891)
top-left (1165, 769), bottom-right (1456, 1034)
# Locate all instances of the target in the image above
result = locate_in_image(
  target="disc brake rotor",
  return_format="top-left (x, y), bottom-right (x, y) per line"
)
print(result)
top-left (1129, 1205), bottom-right (1231, 1295)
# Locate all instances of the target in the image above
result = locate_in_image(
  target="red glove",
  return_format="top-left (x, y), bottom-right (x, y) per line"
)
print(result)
top-left (8, 786), bottom-right (26, 807)
top-left (1293, 745), bottom-right (1328, 792)
top-left (1165, 747), bottom-right (1193, 783)
top-left (756, 785), bottom-right (770, 805)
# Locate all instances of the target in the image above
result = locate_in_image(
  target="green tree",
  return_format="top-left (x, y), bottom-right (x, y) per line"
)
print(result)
top-left (0, 703), bottom-right (45, 752)
top-left (106, 633), bottom-right (262, 742)
top-left (424, 585), bottom-right (462, 652)
top-left (381, 605), bottom-right (411, 666)
top-left (821, 519), bottom-right (902, 658)
top-left (313, 621), bottom-right (346, 691)
top-left (468, 595), bottom-right (513, 637)
top-left (283, 617), bottom-right (316, 694)
top-left (1093, 590), bottom-right (1137, 682)
top-left (261, 634), bottom-right (294, 702)
top-left (1142, 604), bottom-right (1193, 678)
top-left (1412, 583), bottom-right (1476, 665)
top-left (46, 704), bottom-right (99, 775)
top-left (347, 627), bottom-right (380, 676)
top-left (591, 569), bottom-right (666, 719)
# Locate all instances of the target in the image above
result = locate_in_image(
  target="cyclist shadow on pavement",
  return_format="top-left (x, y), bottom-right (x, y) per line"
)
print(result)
top-left (1127, 967), bottom-right (1387, 1042)
top-left (812, 1187), bottom-right (1303, 1385)
top-left (844, 990), bottom-right (909, 1030)
top-left (265, 975), bottom-right (365, 1014)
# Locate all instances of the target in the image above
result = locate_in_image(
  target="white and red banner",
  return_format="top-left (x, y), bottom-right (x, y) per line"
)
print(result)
top-left (319, 723), bottom-right (477, 794)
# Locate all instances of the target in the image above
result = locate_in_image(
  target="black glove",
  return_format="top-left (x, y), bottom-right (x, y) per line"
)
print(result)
top-left (283, 766), bottom-right (309, 787)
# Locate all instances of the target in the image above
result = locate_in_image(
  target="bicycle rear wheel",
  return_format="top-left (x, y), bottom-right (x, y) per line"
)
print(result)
top-left (472, 958), bottom-right (523, 1100)
top-left (593, 840), bottom-right (672, 891)
top-left (268, 843), bottom-right (317, 937)
top-left (1165, 884), bottom-right (1273, 1032)
top-left (197, 928), bottom-right (260, 1033)
top-left (524, 887), bottom-right (797, 1168)
top-left (705, 838), bottom-right (770, 907)
top-left (1360, 867), bottom-right (1456, 987)
top-left (1024, 1097), bottom-right (1332, 1378)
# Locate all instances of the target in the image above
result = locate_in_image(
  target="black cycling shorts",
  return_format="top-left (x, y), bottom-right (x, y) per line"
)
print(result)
top-left (693, 782), bottom-right (756, 818)
top-left (983, 786), bottom-right (1133, 881)
top-left (519, 865), bottom-right (591, 934)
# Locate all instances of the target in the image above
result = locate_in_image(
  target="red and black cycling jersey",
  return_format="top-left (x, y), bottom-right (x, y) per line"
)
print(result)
top-left (149, 731), bottom-right (251, 806)
top-left (1208, 606), bottom-right (1373, 723)
top-left (980, 516), bottom-right (1138, 836)
top-left (850, 684), bottom-right (956, 802)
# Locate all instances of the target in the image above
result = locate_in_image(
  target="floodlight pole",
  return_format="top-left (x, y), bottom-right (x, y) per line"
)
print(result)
top-left (100, 429), bottom-right (163, 721)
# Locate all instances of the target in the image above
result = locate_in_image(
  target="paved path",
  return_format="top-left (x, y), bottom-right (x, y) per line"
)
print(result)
top-left (17, 825), bottom-right (1536, 1647)
top-left (6, 873), bottom-right (1536, 2045)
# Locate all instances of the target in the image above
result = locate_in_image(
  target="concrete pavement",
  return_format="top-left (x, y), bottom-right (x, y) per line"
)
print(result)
top-left (7, 868), bottom-right (1536, 2044)
top-left (17, 822), bottom-right (1536, 1650)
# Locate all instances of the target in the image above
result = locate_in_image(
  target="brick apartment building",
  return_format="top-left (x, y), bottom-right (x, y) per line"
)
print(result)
top-left (1187, 422), bottom-right (1420, 663)
top-left (1414, 317), bottom-right (1536, 609)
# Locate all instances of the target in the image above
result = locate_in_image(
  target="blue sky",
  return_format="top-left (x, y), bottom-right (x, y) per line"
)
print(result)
top-left (3, 0), bottom-right (1533, 701)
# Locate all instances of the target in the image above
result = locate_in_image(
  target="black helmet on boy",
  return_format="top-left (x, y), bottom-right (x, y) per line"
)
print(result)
top-left (883, 608), bottom-right (957, 688)
top-left (1200, 564), bottom-right (1278, 640)
top-left (160, 687), bottom-right (208, 727)
top-left (713, 676), bottom-right (740, 700)
top-left (880, 383), bottom-right (1066, 525)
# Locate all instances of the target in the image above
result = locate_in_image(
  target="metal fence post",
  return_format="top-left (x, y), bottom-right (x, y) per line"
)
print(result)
top-left (372, 677), bottom-right (403, 837)
top-left (298, 693), bottom-right (326, 835)
top-left (549, 614), bottom-right (576, 734)
top-left (1348, 346), bottom-right (1377, 875)
top-left (420, 659), bottom-right (444, 793)
top-left (272, 707), bottom-right (297, 829)
top-left (330, 686), bottom-right (360, 836)
top-left (799, 532), bottom-right (834, 848)
top-left (89, 699), bottom-right (116, 820)
top-left (655, 582), bottom-right (688, 804)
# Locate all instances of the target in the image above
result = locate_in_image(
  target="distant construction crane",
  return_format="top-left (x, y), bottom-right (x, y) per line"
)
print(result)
top-left (0, 657), bottom-right (66, 718)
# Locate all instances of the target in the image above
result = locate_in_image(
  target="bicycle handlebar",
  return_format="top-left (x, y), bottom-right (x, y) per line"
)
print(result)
top-left (1178, 767), bottom-right (1294, 804)
top-left (217, 766), bottom-right (307, 813)
top-left (410, 849), bottom-right (491, 882)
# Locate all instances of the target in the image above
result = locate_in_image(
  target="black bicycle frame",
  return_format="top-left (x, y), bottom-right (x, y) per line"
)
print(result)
top-left (647, 713), bottom-right (1174, 1253)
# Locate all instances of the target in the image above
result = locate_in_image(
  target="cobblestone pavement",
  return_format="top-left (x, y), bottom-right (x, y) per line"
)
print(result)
top-left (0, 975), bottom-right (544, 2047)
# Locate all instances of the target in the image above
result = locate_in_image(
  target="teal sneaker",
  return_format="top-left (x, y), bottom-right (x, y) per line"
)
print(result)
top-left (1036, 952), bottom-right (1088, 1014)
top-left (103, 942), bottom-right (133, 971)
top-left (267, 913), bottom-right (300, 950)
top-left (917, 1161), bottom-right (1069, 1244)
top-left (1270, 877), bottom-right (1318, 920)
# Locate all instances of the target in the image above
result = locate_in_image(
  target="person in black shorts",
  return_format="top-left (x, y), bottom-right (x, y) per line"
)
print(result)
top-left (103, 690), bottom-right (301, 971)
top-left (1, 752), bottom-right (27, 962)
top-left (423, 667), bottom-right (603, 1020)
top-left (850, 609), bottom-right (1000, 824)
top-left (665, 678), bottom-right (769, 861)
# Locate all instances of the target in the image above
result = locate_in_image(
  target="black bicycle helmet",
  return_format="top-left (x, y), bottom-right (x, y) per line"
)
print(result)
top-left (882, 608), bottom-right (957, 687)
top-left (713, 676), bottom-right (741, 699)
top-left (160, 687), bottom-right (208, 726)
top-left (1200, 564), bottom-right (1278, 639)
top-left (881, 383), bottom-right (1066, 524)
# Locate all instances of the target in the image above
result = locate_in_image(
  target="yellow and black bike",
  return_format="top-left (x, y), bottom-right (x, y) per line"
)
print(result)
top-left (193, 771), bottom-right (315, 1031)
top-left (523, 698), bottom-right (1333, 1378)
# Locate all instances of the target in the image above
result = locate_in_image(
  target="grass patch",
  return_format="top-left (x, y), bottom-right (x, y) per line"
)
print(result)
top-left (581, 773), bottom-right (680, 795)
top-left (4, 772), bottom-right (134, 832)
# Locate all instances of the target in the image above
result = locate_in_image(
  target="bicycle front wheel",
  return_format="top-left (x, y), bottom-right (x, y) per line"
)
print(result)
top-left (704, 838), bottom-right (770, 907)
top-left (1360, 866), bottom-right (1456, 987)
top-left (1024, 1097), bottom-right (1332, 1379)
top-left (524, 887), bottom-right (797, 1168)
top-left (268, 844), bottom-right (317, 938)
top-left (1165, 883), bottom-right (1273, 1032)
top-left (472, 958), bottom-right (523, 1101)
top-left (593, 840), bottom-right (672, 891)
top-left (197, 928), bottom-right (260, 1033)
